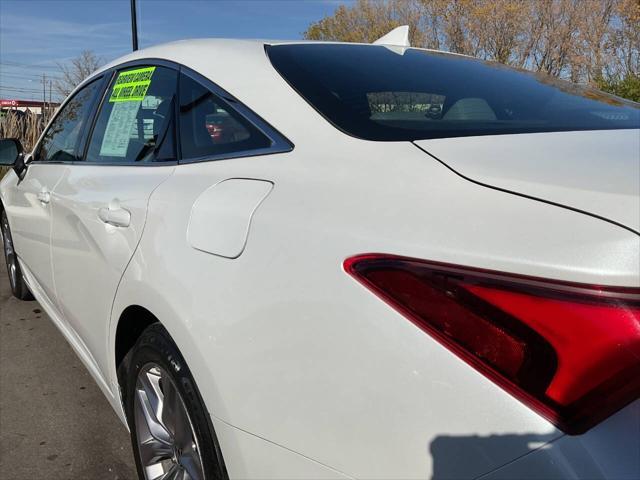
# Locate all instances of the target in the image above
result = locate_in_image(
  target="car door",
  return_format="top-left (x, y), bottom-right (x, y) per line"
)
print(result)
top-left (2, 78), bottom-right (104, 304)
top-left (50, 63), bottom-right (178, 376)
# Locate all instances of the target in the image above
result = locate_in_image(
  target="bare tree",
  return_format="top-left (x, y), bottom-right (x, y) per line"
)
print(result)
top-left (304, 0), bottom-right (427, 46)
top-left (304, 0), bottom-right (640, 100)
top-left (54, 50), bottom-right (103, 98)
top-left (607, 0), bottom-right (640, 79)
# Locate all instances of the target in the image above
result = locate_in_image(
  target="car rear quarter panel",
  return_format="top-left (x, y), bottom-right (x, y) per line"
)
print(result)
top-left (111, 130), bottom-right (639, 478)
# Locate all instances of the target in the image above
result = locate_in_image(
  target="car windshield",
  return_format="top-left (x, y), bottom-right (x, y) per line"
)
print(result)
top-left (267, 44), bottom-right (640, 141)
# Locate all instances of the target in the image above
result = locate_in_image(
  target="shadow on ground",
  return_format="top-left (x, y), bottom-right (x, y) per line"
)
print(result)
top-left (0, 261), bottom-right (136, 479)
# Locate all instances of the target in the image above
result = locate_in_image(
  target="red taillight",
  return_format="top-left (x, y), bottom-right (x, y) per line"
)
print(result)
top-left (344, 254), bottom-right (640, 434)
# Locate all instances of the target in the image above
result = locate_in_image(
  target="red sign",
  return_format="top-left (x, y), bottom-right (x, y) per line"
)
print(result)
top-left (0, 99), bottom-right (59, 108)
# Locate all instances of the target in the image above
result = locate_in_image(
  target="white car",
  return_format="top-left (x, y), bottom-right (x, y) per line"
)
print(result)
top-left (1, 33), bottom-right (639, 480)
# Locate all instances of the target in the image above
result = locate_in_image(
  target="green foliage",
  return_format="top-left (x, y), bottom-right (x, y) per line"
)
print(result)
top-left (596, 75), bottom-right (640, 102)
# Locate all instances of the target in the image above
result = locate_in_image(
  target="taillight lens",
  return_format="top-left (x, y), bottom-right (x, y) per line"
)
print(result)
top-left (344, 254), bottom-right (640, 434)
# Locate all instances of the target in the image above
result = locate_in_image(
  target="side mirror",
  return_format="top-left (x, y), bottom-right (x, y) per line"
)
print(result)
top-left (0, 138), bottom-right (22, 166)
top-left (0, 138), bottom-right (27, 179)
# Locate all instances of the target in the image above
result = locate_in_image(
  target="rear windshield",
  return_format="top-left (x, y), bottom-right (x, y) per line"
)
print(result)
top-left (267, 44), bottom-right (640, 141)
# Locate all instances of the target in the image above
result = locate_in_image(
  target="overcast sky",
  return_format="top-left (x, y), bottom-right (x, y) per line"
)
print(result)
top-left (0, 0), bottom-right (350, 101)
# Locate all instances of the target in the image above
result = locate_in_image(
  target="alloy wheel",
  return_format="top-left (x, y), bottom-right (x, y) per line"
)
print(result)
top-left (134, 363), bottom-right (205, 480)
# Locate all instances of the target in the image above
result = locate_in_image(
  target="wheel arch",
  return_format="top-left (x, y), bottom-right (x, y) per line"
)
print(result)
top-left (110, 270), bottom-right (229, 429)
top-left (114, 304), bottom-right (160, 373)
top-left (114, 306), bottom-right (230, 479)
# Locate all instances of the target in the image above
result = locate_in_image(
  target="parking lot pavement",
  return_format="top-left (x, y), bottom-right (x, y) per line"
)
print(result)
top-left (0, 262), bottom-right (137, 479)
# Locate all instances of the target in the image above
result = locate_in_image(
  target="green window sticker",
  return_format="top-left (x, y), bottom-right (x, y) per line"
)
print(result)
top-left (109, 66), bottom-right (156, 103)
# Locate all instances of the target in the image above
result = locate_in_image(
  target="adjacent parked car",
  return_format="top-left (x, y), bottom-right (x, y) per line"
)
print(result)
top-left (1, 36), bottom-right (639, 480)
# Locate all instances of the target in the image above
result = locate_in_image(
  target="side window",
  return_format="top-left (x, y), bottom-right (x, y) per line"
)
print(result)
top-left (37, 79), bottom-right (102, 162)
top-left (86, 66), bottom-right (178, 163)
top-left (179, 73), bottom-right (271, 160)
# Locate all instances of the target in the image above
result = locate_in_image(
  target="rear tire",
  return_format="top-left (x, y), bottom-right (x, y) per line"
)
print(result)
top-left (1, 209), bottom-right (33, 301)
top-left (119, 323), bottom-right (227, 480)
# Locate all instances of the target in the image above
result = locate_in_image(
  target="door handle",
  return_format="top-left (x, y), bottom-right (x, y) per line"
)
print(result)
top-left (37, 189), bottom-right (51, 205)
top-left (98, 205), bottom-right (131, 228)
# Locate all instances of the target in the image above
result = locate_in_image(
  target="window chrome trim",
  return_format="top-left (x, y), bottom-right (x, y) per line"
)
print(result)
top-left (30, 58), bottom-right (293, 167)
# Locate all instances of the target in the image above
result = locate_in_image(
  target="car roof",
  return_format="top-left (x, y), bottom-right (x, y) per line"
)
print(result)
top-left (96, 37), bottom-right (462, 74)
top-left (98, 38), bottom-right (271, 71)
top-left (88, 39), bottom-right (350, 145)
top-left (86, 38), bottom-right (464, 146)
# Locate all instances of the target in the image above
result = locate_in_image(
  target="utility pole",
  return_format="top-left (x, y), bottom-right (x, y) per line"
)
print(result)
top-left (42, 73), bottom-right (46, 117)
top-left (131, 0), bottom-right (139, 51)
top-left (49, 80), bottom-right (52, 118)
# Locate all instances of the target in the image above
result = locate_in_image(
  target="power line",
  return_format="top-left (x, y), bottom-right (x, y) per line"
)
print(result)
top-left (0, 87), bottom-right (45, 94)
top-left (0, 60), bottom-right (61, 71)
top-left (0, 69), bottom-right (63, 77)
top-left (0, 85), bottom-right (44, 91)
top-left (0, 83), bottom-right (44, 90)
top-left (0, 63), bottom-right (62, 73)
top-left (0, 72), bottom-right (63, 82)
top-left (0, 66), bottom-right (64, 78)
top-left (0, 86), bottom-right (62, 102)
top-left (0, 93), bottom-right (39, 100)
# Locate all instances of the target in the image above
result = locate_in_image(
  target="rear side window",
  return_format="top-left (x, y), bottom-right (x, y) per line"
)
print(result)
top-left (86, 66), bottom-right (178, 163)
top-left (178, 73), bottom-right (271, 160)
top-left (267, 44), bottom-right (640, 141)
top-left (37, 79), bottom-right (102, 162)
